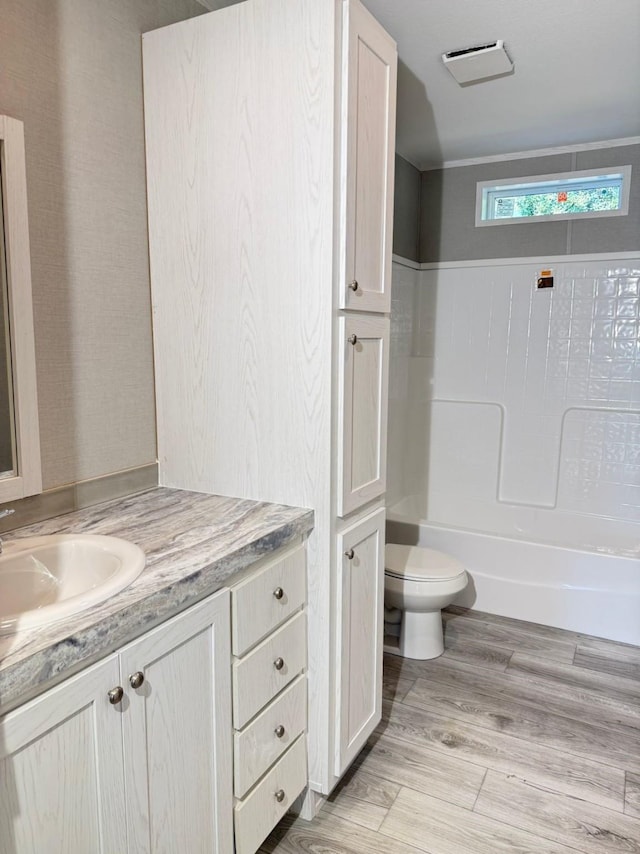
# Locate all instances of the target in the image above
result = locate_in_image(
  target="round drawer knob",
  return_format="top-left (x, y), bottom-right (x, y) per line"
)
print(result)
top-left (348, 334), bottom-right (358, 346)
top-left (275, 789), bottom-right (286, 803)
top-left (129, 671), bottom-right (145, 689)
top-left (274, 725), bottom-right (286, 739)
top-left (273, 587), bottom-right (284, 601)
top-left (108, 686), bottom-right (124, 705)
top-left (344, 548), bottom-right (355, 560)
top-left (348, 280), bottom-right (359, 292)
top-left (274, 657), bottom-right (285, 671)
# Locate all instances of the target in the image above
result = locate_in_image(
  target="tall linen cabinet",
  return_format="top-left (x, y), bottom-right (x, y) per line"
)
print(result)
top-left (143, 0), bottom-right (396, 802)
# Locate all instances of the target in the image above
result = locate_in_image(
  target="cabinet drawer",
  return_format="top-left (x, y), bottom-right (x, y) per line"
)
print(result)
top-left (234, 674), bottom-right (307, 798)
top-left (233, 611), bottom-right (306, 729)
top-left (231, 544), bottom-right (306, 656)
top-left (234, 735), bottom-right (307, 854)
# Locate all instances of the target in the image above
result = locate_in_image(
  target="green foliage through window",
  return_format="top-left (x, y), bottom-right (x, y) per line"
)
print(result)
top-left (494, 187), bottom-right (620, 219)
top-left (478, 167), bottom-right (631, 225)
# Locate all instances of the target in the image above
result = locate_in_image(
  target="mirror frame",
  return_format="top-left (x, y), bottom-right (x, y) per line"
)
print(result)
top-left (0, 115), bottom-right (41, 500)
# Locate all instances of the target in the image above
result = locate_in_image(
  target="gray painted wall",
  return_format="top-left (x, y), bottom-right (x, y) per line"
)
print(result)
top-left (571, 145), bottom-right (640, 255)
top-left (419, 144), bottom-right (640, 263)
top-left (0, 0), bottom-right (205, 489)
top-left (393, 154), bottom-right (421, 262)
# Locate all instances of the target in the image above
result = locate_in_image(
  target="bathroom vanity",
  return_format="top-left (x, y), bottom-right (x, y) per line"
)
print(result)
top-left (0, 488), bottom-right (313, 854)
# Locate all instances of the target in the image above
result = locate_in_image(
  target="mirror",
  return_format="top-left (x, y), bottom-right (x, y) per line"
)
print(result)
top-left (0, 115), bottom-right (41, 501)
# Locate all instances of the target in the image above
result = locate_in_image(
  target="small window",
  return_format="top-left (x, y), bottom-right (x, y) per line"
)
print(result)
top-left (476, 165), bottom-right (632, 226)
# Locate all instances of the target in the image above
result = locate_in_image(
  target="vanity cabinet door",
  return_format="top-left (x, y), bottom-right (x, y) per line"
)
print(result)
top-left (0, 656), bottom-right (127, 854)
top-left (341, 0), bottom-right (397, 313)
top-left (334, 507), bottom-right (385, 777)
top-left (119, 590), bottom-right (233, 854)
top-left (338, 315), bottom-right (390, 517)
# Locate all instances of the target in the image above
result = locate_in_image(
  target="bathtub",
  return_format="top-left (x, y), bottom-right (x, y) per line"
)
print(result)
top-left (387, 501), bottom-right (640, 646)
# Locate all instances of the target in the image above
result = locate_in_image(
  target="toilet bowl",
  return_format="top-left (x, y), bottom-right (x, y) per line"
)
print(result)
top-left (384, 544), bottom-right (468, 660)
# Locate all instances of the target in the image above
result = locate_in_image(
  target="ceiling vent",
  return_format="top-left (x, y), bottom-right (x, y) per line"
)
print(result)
top-left (442, 40), bottom-right (513, 85)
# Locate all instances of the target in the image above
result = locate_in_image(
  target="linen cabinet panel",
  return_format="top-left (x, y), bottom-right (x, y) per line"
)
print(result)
top-left (338, 315), bottom-right (390, 517)
top-left (335, 507), bottom-right (386, 776)
top-left (143, 0), bottom-right (396, 798)
top-left (342, 0), bottom-right (397, 313)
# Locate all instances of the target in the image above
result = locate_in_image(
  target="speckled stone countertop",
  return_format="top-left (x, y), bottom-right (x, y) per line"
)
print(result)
top-left (0, 487), bottom-right (313, 713)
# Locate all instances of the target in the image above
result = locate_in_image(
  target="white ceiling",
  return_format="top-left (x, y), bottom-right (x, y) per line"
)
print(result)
top-left (199, 0), bottom-right (640, 170)
top-left (362, 0), bottom-right (640, 168)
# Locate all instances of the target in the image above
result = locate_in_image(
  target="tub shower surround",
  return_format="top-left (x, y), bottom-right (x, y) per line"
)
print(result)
top-left (387, 256), bottom-right (640, 643)
top-left (389, 256), bottom-right (640, 553)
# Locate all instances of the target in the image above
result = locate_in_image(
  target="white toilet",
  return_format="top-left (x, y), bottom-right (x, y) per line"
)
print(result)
top-left (384, 544), bottom-right (468, 660)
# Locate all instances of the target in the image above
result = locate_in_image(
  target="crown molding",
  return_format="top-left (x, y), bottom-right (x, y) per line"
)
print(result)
top-left (421, 137), bottom-right (640, 172)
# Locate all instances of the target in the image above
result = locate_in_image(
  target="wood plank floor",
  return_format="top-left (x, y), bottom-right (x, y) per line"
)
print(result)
top-left (260, 607), bottom-right (640, 854)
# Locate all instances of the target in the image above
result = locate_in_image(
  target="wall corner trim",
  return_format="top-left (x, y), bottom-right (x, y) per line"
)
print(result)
top-left (392, 253), bottom-right (421, 270)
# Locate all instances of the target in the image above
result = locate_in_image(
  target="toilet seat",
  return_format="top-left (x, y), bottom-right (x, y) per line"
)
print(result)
top-left (385, 544), bottom-right (465, 583)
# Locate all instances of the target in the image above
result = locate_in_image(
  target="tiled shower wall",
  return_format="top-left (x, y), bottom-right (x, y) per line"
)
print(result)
top-left (388, 258), bottom-right (640, 553)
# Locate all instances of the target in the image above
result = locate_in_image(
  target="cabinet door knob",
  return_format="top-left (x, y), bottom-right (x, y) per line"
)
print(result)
top-left (275, 789), bottom-right (286, 803)
top-left (273, 587), bottom-right (284, 600)
top-left (348, 280), bottom-right (359, 292)
top-left (274, 725), bottom-right (286, 738)
top-left (108, 686), bottom-right (124, 705)
top-left (348, 334), bottom-right (358, 346)
top-left (129, 671), bottom-right (145, 689)
top-left (274, 657), bottom-right (285, 671)
top-left (344, 548), bottom-right (355, 560)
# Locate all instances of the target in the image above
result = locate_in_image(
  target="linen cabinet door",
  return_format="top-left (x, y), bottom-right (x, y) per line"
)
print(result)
top-left (119, 590), bottom-right (233, 854)
top-left (0, 656), bottom-right (127, 854)
top-left (338, 315), bottom-right (390, 517)
top-left (341, 0), bottom-right (397, 313)
top-left (335, 507), bottom-right (385, 777)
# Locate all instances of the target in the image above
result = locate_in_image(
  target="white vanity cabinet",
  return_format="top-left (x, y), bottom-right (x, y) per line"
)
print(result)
top-left (143, 0), bottom-right (396, 800)
top-left (0, 590), bottom-right (233, 854)
top-left (119, 592), bottom-right (233, 854)
top-left (229, 544), bottom-right (308, 854)
top-left (0, 656), bottom-right (127, 853)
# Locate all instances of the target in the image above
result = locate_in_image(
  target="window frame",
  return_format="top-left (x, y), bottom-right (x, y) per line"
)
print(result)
top-left (475, 165), bottom-right (632, 227)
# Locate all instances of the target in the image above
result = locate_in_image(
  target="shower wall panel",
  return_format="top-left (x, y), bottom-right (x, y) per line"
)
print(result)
top-left (389, 257), bottom-right (640, 551)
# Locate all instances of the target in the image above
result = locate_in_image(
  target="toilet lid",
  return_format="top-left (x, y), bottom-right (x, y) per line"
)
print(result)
top-left (385, 544), bottom-right (466, 582)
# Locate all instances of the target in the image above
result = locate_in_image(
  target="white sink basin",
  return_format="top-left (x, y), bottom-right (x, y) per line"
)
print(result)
top-left (0, 534), bottom-right (146, 634)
